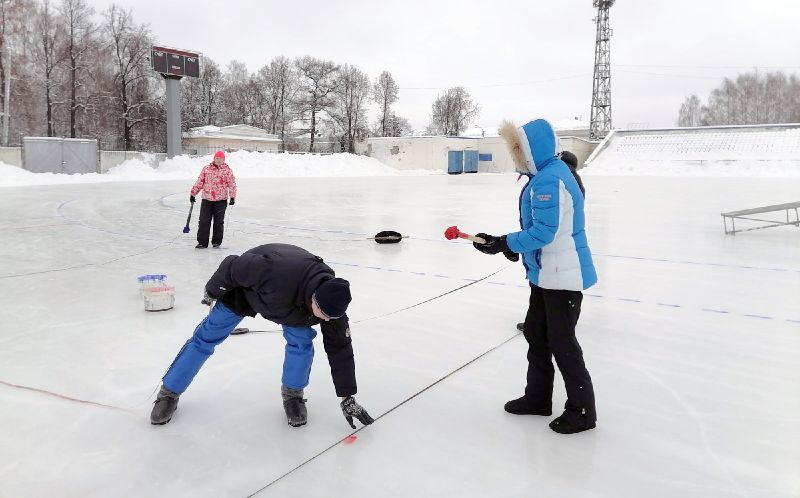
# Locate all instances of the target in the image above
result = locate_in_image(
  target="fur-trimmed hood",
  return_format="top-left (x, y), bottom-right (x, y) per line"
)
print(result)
top-left (499, 119), bottom-right (559, 175)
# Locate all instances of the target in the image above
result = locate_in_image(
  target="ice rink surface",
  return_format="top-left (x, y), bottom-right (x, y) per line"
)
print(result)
top-left (1, 174), bottom-right (798, 498)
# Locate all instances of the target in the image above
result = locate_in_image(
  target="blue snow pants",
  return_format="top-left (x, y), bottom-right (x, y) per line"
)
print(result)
top-left (162, 301), bottom-right (318, 393)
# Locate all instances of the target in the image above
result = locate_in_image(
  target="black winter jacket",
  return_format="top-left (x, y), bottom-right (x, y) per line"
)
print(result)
top-left (205, 243), bottom-right (357, 396)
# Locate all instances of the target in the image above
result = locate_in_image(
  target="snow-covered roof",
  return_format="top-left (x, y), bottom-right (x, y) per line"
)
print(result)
top-left (183, 124), bottom-right (281, 142)
top-left (551, 118), bottom-right (589, 130)
top-left (459, 126), bottom-right (499, 138)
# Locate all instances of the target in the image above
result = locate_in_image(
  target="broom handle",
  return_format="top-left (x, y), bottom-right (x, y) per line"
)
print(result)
top-left (185, 202), bottom-right (194, 226)
top-left (459, 233), bottom-right (486, 244)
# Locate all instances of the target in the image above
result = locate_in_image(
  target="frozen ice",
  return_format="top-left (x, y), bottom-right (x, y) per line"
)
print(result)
top-left (0, 172), bottom-right (798, 498)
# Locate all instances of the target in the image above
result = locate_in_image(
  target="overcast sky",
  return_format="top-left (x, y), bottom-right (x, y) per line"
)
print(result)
top-left (93, 0), bottom-right (800, 131)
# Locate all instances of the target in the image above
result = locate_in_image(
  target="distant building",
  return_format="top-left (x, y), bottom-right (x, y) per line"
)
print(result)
top-left (182, 125), bottom-right (282, 155)
top-left (359, 120), bottom-right (597, 173)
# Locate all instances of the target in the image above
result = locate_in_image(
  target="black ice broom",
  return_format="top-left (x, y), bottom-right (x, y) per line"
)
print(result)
top-left (182, 202), bottom-right (195, 233)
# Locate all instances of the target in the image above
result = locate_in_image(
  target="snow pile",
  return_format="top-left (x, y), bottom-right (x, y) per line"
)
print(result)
top-left (582, 159), bottom-right (800, 177)
top-left (0, 150), bottom-right (442, 187)
top-left (0, 163), bottom-right (111, 186)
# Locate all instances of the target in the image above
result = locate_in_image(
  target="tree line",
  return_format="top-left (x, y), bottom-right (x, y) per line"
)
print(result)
top-left (677, 70), bottom-right (800, 127)
top-left (1, 0), bottom-right (480, 153)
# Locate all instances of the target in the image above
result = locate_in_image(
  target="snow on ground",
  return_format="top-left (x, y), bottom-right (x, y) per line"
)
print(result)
top-left (582, 159), bottom-right (800, 177)
top-left (0, 150), bottom-right (443, 188)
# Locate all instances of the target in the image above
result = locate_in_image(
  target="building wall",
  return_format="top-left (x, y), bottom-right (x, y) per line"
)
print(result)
top-left (366, 137), bottom-right (480, 171)
top-left (364, 134), bottom-right (599, 172)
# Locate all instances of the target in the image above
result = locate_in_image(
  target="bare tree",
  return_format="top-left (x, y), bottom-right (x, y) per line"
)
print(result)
top-left (683, 70), bottom-right (800, 126)
top-left (382, 112), bottom-right (411, 137)
top-left (372, 70), bottom-right (398, 137)
top-left (677, 94), bottom-right (701, 127)
top-left (1, 0), bottom-right (36, 143)
top-left (259, 55), bottom-right (297, 148)
top-left (332, 64), bottom-right (370, 152)
top-left (104, 4), bottom-right (153, 150)
top-left (182, 57), bottom-right (224, 128)
top-left (220, 60), bottom-right (250, 125)
top-left (31, 0), bottom-right (63, 136)
top-left (59, 0), bottom-right (95, 137)
top-left (428, 86), bottom-right (480, 136)
top-left (294, 55), bottom-right (338, 152)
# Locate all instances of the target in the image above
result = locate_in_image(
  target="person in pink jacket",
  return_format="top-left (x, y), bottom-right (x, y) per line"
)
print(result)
top-left (190, 150), bottom-right (237, 248)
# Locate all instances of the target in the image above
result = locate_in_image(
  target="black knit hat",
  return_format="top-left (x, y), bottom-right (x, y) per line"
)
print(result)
top-left (559, 150), bottom-right (578, 169)
top-left (313, 278), bottom-right (351, 319)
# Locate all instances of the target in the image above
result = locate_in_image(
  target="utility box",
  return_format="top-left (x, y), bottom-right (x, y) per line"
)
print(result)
top-left (463, 150), bottom-right (479, 173)
top-left (23, 137), bottom-right (98, 174)
top-left (447, 150), bottom-right (464, 174)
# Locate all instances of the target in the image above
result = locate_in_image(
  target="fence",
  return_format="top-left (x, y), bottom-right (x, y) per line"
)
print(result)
top-left (0, 146), bottom-right (22, 167)
top-left (1, 142), bottom-right (342, 175)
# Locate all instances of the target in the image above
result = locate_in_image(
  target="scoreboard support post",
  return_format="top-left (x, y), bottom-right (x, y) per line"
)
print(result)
top-left (164, 76), bottom-right (182, 158)
top-left (151, 45), bottom-right (201, 158)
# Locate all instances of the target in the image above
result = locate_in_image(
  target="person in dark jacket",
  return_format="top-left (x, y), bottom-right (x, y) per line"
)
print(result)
top-left (150, 243), bottom-right (374, 430)
top-left (516, 149), bottom-right (585, 332)
top-left (559, 150), bottom-right (586, 198)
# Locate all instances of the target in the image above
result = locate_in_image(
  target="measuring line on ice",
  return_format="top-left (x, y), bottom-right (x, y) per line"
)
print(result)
top-left (244, 332), bottom-right (522, 498)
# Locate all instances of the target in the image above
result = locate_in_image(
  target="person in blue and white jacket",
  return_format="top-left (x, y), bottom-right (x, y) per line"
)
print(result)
top-left (472, 118), bottom-right (597, 434)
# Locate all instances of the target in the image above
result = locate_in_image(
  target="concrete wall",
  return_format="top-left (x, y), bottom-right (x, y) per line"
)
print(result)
top-left (0, 147), bottom-right (22, 167)
top-left (3, 145), bottom-right (168, 174)
top-left (559, 136), bottom-right (598, 170)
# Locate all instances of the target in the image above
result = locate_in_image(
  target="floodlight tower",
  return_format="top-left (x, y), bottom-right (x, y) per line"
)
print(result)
top-left (589, 0), bottom-right (615, 140)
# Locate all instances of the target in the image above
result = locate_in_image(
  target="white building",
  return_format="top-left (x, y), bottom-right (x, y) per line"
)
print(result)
top-left (182, 124), bottom-right (282, 155)
top-left (360, 122), bottom-right (597, 173)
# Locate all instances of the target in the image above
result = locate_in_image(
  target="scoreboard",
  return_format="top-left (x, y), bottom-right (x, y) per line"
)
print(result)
top-left (151, 46), bottom-right (201, 78)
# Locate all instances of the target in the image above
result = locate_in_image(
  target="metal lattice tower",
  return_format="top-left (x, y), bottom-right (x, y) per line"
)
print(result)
top-left (590, 0), bottom-right (615, 140)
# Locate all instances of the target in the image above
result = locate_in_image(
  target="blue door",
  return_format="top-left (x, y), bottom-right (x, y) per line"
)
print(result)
top-left (447, 151), bottom-right (463, 174)
top-left (463, 150), bottom-right (478, 173)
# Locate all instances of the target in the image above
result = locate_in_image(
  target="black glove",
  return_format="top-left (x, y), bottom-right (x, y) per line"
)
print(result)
top-left (228, 198), bottom-right (235, 206)
top-left (472, 233), bottom-right (510, 255)
top-left (200, 290), bottom-right (214, 306)
top-left (340, 396), bottom-right (374, 429)
top-left (190, 195), bottom-right (196, 203)
top-left (503, 251), bottom-right (519, 262)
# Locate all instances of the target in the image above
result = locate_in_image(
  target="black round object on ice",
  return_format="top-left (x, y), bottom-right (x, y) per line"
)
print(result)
top-left (374, 230), bottom-right (403, 244)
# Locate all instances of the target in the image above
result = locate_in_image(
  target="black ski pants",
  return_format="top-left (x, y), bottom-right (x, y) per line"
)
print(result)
top-left (522, 283), bottom-right (596, 423)
top-left (197, 199), bottom-right (227, 246)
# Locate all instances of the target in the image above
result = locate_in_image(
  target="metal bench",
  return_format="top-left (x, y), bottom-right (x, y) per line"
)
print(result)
top-left (721, 201), bottom-right (800, 234)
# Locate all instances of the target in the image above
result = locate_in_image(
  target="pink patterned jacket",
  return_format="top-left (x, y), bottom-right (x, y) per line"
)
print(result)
top-left (190, 162), bottom-right (238, 201)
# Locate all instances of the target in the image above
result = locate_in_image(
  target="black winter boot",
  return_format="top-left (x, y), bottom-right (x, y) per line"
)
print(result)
top-left (549, 411), bottom-right (596, 434)
top-left (516, 322), bottom-right (524, 332)
top-left (281, 386), bottom-right (307, 427)
top-left (504, 395), bottom-right (552, 416)
top-left (150, 386), bottom-right (180, 425)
